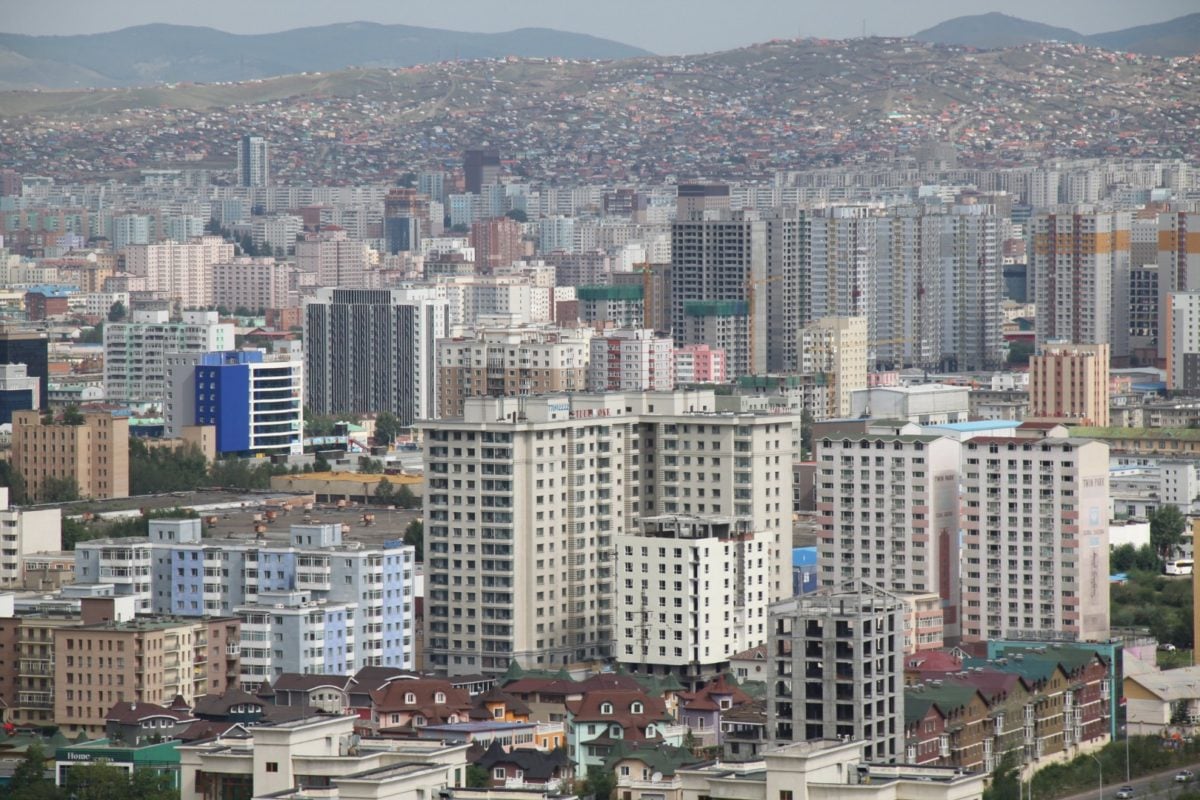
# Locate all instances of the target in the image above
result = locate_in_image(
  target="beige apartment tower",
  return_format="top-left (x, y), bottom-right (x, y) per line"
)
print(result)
top-left (797, 316), bottom-right (868, 419)
top-left (11, 408), bottom-right (130, 500)
top-left (1028, 342), bottom-right (1110, 427)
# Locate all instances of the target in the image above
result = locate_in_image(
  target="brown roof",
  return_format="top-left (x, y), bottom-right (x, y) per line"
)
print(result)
top-left (192, 690), bottom-right (265, 717)
top-left (270, 673), bottom-right (350, 693)
top-left (566, 689), bottom-right (671, 731)
top-left (679, 674), bottom-right (753, 712)
top-left (371, 678), bottom-right (472, 717)
top-left (105, 701), bottom-right (194, 726)
top-left (730, 644), bottom-right (767, 661)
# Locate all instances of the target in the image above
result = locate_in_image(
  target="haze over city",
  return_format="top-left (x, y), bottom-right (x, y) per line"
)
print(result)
top-left (1, 0), bottom-right (1196, 52)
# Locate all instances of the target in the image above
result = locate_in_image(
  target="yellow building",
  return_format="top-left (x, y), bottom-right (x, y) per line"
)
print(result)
top-left (11, 408), bottom-right (129, 500)
top-left (1029, 342), bottom-right (1110, 427)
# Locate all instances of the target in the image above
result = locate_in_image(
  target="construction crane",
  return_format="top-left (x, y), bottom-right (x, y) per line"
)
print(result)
top-left (745, 274), bottom-right (782, 376)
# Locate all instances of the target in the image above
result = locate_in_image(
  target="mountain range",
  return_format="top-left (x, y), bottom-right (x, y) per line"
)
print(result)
top-left (912, 11), bottom-right (1200, 56)
top-left (0, 21), bottom-right (650, 90)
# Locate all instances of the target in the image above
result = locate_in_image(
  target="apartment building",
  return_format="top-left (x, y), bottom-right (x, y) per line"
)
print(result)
top-left (165, 349), bottom-right (304, 456)
top-left (435, 328), bottom-right (590, 419)
top-left (418, 390), bottom-right (796, 677)
top-left (54, 600), bottom-right (240, 737)
top-left (1031, 208), bottom-right (1131, 358)
top-left (123, 236), bottom-right (234, 308)
top-left (615, 515), bottom-right (773, 687)
top-left (212, 257), bottom-right (295, 312)
top-left (1, 605), bottom-right (78, 729)
top-left (0, 486), bottom-right (62, 587)
top-left (296, 228), bottom-right (370, 288)
top-left (304, 287), bottom-right (448, 426)
top-left (959, 436), bottom-right (1110, 643)
top-left (587, 328), bottom-right (674, 392)
top-left (1028, 342), bottom-right (1110, 426)
top-left (74, 519), bottom-right (416, 689)
top-left (797, 316), bottom-right (868, 419)
top-left (814, 430), bottom-right (963, 638)
top-left (577, 284), bottom-right (645, 329)
top-left (470, 216), bottom-right (524, 272)
top-left (767, 582), bottom-right (905, 763)
top-left (673, 344), bottom-right (727, 385)
top-left (104, 309), bottom-right (234, 404)
top-left (1157, 211), bottom-right (1200, 361)
top-left (11, 408), bottom-right (129, 501)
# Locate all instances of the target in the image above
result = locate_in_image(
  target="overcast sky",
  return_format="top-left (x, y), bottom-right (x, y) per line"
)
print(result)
top-left (1, 0), bottom-right (1194, 54)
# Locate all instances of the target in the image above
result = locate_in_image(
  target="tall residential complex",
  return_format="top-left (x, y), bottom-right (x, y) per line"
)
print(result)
top-left (1028, 342), bottom-right (1111, 426)
top-left (123, 236), bottom-right (235, 308)
top-left (304, 287), bottom-right (448, 425)
top-left (72, 519), bottom-right (417, 689)
top-left (237, 134), bottom-right (270, 188)
top-left (104, 310), bottom-right (235, 404)
top-left (418, 390), bottom-right (795, 676)
top-left (384, 188), bottom-right (432, 254)
top-left (797, 316), bottom-right (869, 419)
top-left (11, 408), bottom-right (130, 500)
top-left (959, 436), bottom-right (1110, 643)
top-left (616, 515), bottom-right (774, 687)
top-left (1032, 208), bottom-right (1130, 358)
top-left (1157, 211), bottom-right (1200, 361)
top-left (767, 583), bottom-right (905, 763)
top-left (435, 328), bottom-right (590, 419)
top-left (808, 206), bottom-right (876, 351)
top-left (212, 257), bottom-right (296, 312)
top-left (296, 228), bottom-right (370, 288)
top-left (577, 284), bottom-right (645, 329)
top-left (166, 349), bottom-right (304, 456)
top-left (471, 216), bottom-right (524, 272)
top-left (814, 430), bottom-right (963, 637)
top-left (670, 207), bottom-right (808, 375)
top-left (586, 328), bottom-right (674, 392)
top-left (0, 487), bottom-right (61, 587)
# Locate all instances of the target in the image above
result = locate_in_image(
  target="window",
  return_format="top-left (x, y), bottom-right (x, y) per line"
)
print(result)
top-left (601, 702), bottom-right (614, 715)
top-left (435, 692), bottom-right (446, 704)
top-left (494, 767), bottom-right (506, 779)
top-left (266, 763), bottom-right (279, 773)
top-left (630, 701), bottom-right (644, 714)
top-left (781, 792), bottom-right (794, 800)
top-left (405, 692), bottom-right (416, 704)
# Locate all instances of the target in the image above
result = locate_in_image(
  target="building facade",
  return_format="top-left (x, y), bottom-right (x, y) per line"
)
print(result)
top-left (11, 408), bottom-right (130, 500)
top-left (1028, 342), bottom-right (1111, 426)
top-left (587, 328), bottom-right (674, 392)
top-left (104, 309), bottom-right (234, 404)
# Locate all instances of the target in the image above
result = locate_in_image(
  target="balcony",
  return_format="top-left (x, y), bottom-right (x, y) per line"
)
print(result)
top-left (227, 644), bottom-right (241, 656)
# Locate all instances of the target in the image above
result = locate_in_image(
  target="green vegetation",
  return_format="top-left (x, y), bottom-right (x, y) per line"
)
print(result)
top-left (404, 519), bottom-right (424, 561)
top-left (64, 509), bottom-right (200, 550)
top-left (39, 476), bottom-right (80, 504)
top-left (1007, 340), bottom-right (1033, 366)
top-left (304, 408), bottom-right (360, 438)
top-left (984, 752), bottom-right (1020, 800)
top-left (465, 764), bottom-right (490, 788)
top-left (373, 412), bottom-right (403, 447)
top-left (9, 746), bottom-right (175, 800)
top-left (1111, 569), bottom-right (1193, 649)
top-left (373, 478), bottom-right (419, 510)
top-left (1111, 543), bottom-right (1162, 573)
top-left (128, 437), bottom-right (290, 495)
top-left (107, 301), bottom-right (126, 322)
top-left (1030, 736), bottom-right (1200, 799)
top-left (1151, 504), bottom-right (1189, 563)
top-left (0, 460), bottom-right (29, 504)
top-left (574, 766), bottom-right (616, 800)
top-left (1160, 648), bottom-right (1195, 670)
top-left (505, 208), bottom-right (528, 223)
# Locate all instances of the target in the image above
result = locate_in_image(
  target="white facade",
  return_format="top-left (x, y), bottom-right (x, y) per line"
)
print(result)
top-left (849, 384), bottom-right (970, 424)
top-left (587, 328), bottom-right (674, 392)
top-left (104, 310), bottom-right (235, 404)
top-left (212, 258), bottom-right (295, 312)
top-left (297, 229), bottom-right (370, 288)
top-left (1167, 292), bottom-right (1200, 391)
top-left (798, 316), bottom-right (868, 419)
top-left (123, 236), bottom-right (234, 308)
top-left (616, 515), bottom-right (773, 682)
top-left (959, 437), bottom-right (1110, 643)
top-left (0, 487), bottom-right (61, 587)
top-left (814, 433), bottom-right (963, 637)
top-left (419, 390), bottom-right (795, 676)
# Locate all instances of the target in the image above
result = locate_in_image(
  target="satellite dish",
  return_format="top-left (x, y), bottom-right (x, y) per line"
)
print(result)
top-left (651, 772), bottom-right (663, 783)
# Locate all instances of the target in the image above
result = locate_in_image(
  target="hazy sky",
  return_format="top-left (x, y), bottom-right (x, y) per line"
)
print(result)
top-left (0, 0), bottom-right (1194, 53)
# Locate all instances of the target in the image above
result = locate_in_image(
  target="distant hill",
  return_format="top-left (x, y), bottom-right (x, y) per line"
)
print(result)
top-left (913, 12), bottom-right (1082, 49)
top-left (913, 11), bottom-right (1200, 56)
top-left (1087, 13), bottom-right (1200, 57)
top-left (0, 21), bottom-right (651, 89)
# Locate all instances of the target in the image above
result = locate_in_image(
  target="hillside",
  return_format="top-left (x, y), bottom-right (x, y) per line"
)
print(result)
top-left (913, 11), bottom-right (1200, 56)
top-left (913, 12), bottom-right (1082, 49)
top-left (1, 37), bottom-right (1195, 184)
top-left (0, 22), bottom-right (651, 89)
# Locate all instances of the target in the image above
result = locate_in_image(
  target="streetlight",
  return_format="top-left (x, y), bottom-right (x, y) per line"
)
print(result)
top-left (1089, 754), bottom-right (1104, 800)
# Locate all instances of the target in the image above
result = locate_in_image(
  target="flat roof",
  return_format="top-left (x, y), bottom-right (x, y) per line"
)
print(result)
top-left (928, 420), bottom-right (1021, 432)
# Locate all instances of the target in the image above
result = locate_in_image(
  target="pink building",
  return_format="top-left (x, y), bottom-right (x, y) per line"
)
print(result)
top-left (674, 344), bottom-right (727, 385)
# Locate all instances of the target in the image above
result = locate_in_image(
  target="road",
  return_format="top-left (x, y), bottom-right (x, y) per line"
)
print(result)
top-left (1058, 762), bottom-right (1200, 800)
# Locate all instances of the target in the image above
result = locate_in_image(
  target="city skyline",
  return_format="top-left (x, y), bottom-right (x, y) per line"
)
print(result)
top-left (1, 0), bottom-right (1195, 54)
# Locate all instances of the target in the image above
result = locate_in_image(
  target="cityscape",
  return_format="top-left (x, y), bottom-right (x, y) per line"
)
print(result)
top-left (0, 3), bottom-right (1199, 800)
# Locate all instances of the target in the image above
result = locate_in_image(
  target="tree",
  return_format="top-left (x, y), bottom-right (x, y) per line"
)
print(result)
top-left (1150, 504), bottom-right (1188, 563)
top-left (373, 412), bottom-right (403, 447)
top-left (314, 452), bottom-right (331, 472)
top-left (465, 764), bottom-right (490, 789)
top-left (984, 752), bottom-right (1020, 800)
top-left (505, 208), bottom-right (528, 223)
top-left (404, 519), bottom-right (424, 560)
top-left (40, 476), bottom-right (80, 503)
top-left (799, 408), bottom-right (814, 460)
top-left (79, 323), bottom-right (104, 344)
top-left (10, 744), bottom-right (58, 800)
top-left (578, 766), bottom-right (615, 800)
top-left (107, 300), bottom-right (126, 322)
top-left (394, 483), bottom-right (418, 509)
top-left (0, 460), bottom-right (27, 504)
top-left (61, 405), bottom-right (85, 425)
top-left (1007, 340), bottom-right (1033, 367)
top-left (374, 477), bottom-right (395, 505)
top-left (128, 438), bottom-right (208, 495)
top-left (358, 456), bottom-right (384, 474)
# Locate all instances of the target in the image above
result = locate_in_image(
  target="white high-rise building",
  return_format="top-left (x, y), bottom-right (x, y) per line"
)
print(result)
top-left (959, 435), bottom-right (1110, 643)
top-left (212, 257), bottom-right (296, 312)
top-left (104, 310), bottom-right (235, 404)
top-left (297, 228), bottom-right (370, 288)
top-left (418, 390), bottom-right (796, 676)
top-left (814, 429), bottom-right (963, 638)
top-left (304, 287), bottom-right (448, 426)
top-left (123, 236), bottom-right (235, 308)
top-left (797, 316), bottom-right (868, 419)
top-left (237, 135), bottom-right (270, 188)
top-left (0, 487), bottom-right (61, 588)
top-left (587, 328), bottom-right (674, 392)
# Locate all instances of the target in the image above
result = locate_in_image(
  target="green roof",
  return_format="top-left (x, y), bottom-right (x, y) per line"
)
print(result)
top-left (604, 742), bottom-right (702, 776)
top-left (903, 684), bottom-right (980, 724)
top-left (577, 284), bottom-right (643, 302)
top-left (1070, 426), bottom-right (1200, 441)
top-left (685, 300), bottom-right (748, 317)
